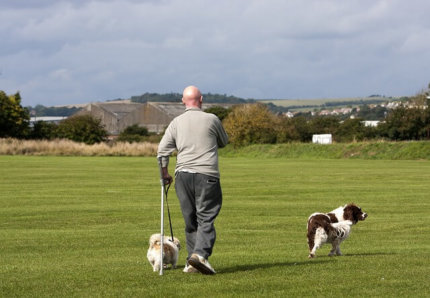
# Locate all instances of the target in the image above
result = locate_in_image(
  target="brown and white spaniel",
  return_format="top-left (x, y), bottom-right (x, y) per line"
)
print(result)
top-left (307, 203), bottom-right (368, 258)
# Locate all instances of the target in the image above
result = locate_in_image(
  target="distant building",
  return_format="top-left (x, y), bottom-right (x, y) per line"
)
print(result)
top-left (75, 101), bottom-right (146, 135)
top-left (312, 134), bottom-right (332, 144)
top-left (30, 116), bottom-right (67, 127)
top-left (75, 101), bottom-right (235, 135)
top-left (284, 111), bottom-right (294, 118)
top-left (362, 121), bottom-right (380, 127)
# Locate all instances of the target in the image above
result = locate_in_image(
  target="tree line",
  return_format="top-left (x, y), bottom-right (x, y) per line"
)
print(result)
top-left (1, 91), bottom-right (106, 144)
top-left (30, 105), bottom-right (81, 117)
top-left (211, 103), bottom-right (430, 146)
top-left (1, 89), bottom-right (429, 146)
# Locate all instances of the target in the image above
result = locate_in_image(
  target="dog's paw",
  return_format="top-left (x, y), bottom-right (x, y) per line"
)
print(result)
top-left (308, 254), bottom-right (315, 259)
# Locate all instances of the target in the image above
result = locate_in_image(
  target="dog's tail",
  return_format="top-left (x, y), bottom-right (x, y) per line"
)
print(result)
top-left (307, 220), bottom-right (316, 252)
top-left (307, 216), bottom-right (336, 251)
top-left (307, 217), bottom-right (329, 251)
top-left (149, 233), bottom-right (161, 247)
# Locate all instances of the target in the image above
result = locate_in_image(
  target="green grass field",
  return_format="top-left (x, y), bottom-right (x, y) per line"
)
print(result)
top-left (1, 156), bottom-right (429, 297)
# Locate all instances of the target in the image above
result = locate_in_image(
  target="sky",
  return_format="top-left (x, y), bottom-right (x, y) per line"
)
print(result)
top-left (1, 0), bottom-right (429, 107)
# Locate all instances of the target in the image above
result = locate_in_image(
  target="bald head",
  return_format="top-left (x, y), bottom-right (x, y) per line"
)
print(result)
top-left (182, 85), bottom-right (202, 108)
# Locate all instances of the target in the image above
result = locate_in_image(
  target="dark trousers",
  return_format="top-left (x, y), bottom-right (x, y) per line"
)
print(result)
top-left (175, 172), bottom-right (223, 260)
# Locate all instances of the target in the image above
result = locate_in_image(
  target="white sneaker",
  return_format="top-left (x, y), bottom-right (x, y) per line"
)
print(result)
top-left (188, 254), bottom-right (216, 275)
top-left (183, 263), bottom-right (199, 273)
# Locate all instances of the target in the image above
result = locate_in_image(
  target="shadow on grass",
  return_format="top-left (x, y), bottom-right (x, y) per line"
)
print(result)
top-left (218, 252), bottom-right (395, 274)
top-left (343, 252), bottom-right (396, 257)
top-left (219, 260), bottom-right (330, 274)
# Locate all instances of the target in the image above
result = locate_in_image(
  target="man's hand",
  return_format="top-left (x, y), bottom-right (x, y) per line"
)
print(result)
top-left (161, 167), bottom-right (173, 185)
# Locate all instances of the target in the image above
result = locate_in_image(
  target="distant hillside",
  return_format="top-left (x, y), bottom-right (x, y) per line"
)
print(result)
top-left (28, 93), bottom-right (255, 116)
top-left (29, 105), bottom-right (82, 117)
top-left (30, 93), bottom-right (411, 117)
top-left (130, 92), bottom-right (255, 104)
top-left (260, 96), bottom-right (408, 111)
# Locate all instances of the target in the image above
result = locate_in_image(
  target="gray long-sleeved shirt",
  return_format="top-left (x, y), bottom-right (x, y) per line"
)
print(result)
top-left (157, 107), bottom-right (228, 178)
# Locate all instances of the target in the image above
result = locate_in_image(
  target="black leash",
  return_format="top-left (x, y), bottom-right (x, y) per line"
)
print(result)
top-left (157, 157), bottom-right (174, 243)
top-left (163, 182), bottom-right (175, 242)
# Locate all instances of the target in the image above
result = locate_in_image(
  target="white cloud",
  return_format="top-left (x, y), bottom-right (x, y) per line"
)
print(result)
top-left (1, 0), bottom-right (430, 106)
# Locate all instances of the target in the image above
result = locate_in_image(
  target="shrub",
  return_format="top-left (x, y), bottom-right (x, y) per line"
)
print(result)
top-left (379, 107), bottom-right (430, 140)
top-left (204, 106), bottom-right (232, 121)
top-left (335, 118), bottom-right (367, 142)
top-left (56, 115), bottom-right (107, 144)
top-left (30, 121), bottom-right (58, 140)
top-left (121, 124), bottom-right (149, 136)
top-left (117, 124), bottom-right (150, 143)
top-left (0, 91), bottom-right (30, 138)
top-left (223, 103), bottom-right (279, 146)
top-left (309, 116), bottom-right (340, 136)
top-left (277, 116), bottom-right (311, 143)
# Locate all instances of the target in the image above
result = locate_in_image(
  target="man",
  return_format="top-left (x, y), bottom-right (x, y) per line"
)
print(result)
top-left (157, 85), bottom-right (228, 275)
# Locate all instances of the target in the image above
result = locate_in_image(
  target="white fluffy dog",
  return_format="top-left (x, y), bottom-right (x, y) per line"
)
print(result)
top-left (147, 233), bottom-right (181, 272)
